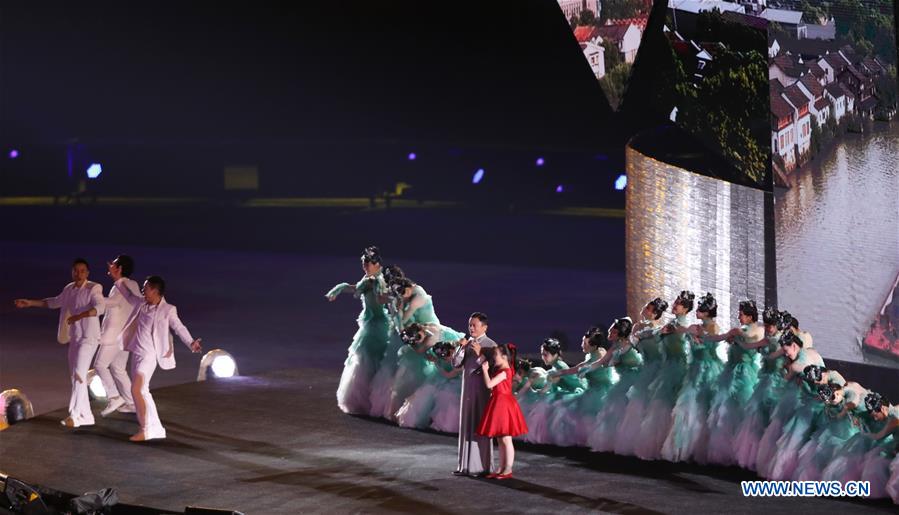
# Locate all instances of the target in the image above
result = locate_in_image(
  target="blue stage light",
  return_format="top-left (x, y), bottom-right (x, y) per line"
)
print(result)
top-left (615, 174), bottom-right (627, 190)
top-left (8, 150), bottom-right (19, 159)
top-left (472, 168), bottom-right (485, 184)
top-left (408, 152), bottom-right (416, 161)
top-left (536, 157), bottom-right (545, 167)
top-left (555, 184), bottom-right (564, 193)
top-left (86, 163), bottom-right (103, 179)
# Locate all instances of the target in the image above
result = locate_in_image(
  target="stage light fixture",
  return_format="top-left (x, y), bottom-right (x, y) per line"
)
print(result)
top-left (535, 157), bottom-right (545, 167)
top-left (87, 369), bottom-right (107, 400)
top-left (197, 349), bottom-right (239, 381)
top-left (555, 184), bottom-right (564, 193)
top-left (407, 152), bottom-right (417, 161)
top-left (86, 163), bottom-right (103, 179)
top-left (615, 174), bottom-right (628, 190)
top-left (472, 168), bottom-right (485, 184)
top-left (1, 389), bottom-right (34, 428)
top-left (8, 150), bottom-right (18, 159)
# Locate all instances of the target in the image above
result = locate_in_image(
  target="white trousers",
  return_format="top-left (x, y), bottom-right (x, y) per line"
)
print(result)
top-left (130, 352), bottom-right (165, 437)
top-left (67, 339), bottom-right (99, 424)
top-left (94, 343), bottom-right (133, 405)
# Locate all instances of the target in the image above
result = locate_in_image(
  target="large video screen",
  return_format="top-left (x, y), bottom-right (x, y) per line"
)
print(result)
top-left (657, 2), bottom-right (771, 190)
top-left (559, 0), bottom-right (655, 109)
top-left (770, 0), bottom-right (899, 367)
top-left (559, 0), bottom-right (898, 367)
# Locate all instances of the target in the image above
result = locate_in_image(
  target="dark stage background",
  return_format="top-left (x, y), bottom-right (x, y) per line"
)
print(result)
top-left (0, 0), bottom-right (658, 206)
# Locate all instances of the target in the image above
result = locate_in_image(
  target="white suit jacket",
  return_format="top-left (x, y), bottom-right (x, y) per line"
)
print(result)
top-left (100, 277), bottom-right (143, 347)
top-left (44, 281), bottom-right (105, 344)
top-left (123, 298), bottom-right (195, 370)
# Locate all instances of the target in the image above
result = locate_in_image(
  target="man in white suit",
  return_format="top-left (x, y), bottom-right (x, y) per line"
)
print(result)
top-left (14, 258), bottom-right (105, 428)
top-left (122, 275), bottom-right (202, 442)
top-left (96, 255), bottom-right (143, 416)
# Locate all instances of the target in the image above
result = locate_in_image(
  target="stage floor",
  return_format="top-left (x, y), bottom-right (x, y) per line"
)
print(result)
top-left (0, 368), bottom-right (893, 514)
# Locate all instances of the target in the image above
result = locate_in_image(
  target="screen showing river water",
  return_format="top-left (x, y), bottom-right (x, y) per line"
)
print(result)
top-left (770, 0), bottom-right (898, 367)
top-left (775, 126), bottom-right (899, 367)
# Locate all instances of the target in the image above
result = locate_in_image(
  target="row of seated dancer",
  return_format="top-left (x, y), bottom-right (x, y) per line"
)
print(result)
top-left (327, 247), bottom-right (899, 503)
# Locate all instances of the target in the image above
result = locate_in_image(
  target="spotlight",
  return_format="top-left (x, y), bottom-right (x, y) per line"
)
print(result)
top-left (555, 184), bottom-right (564, 193)
top-left (197, 349), bottom-right (239, 381)
top-left (87, 369), bottom-right (107, 400)
top-left (8, 149), bottom-right (19, 159)
top-left (615, 174), bottom-right (628, 190)
top-left (535, 157), bottom-right (545, 167)
top-left (1, 389), bottom-right (35, 428)
top-left (86, 163), bottom-right (102, 179)
top-left (407, 152), bottom-right (417, 161)
top-left (472, 168), bottom-right (485, 184)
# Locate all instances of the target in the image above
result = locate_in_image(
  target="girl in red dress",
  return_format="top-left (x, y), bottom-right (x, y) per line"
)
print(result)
top-left (477, 343), bottom-right (528, 479)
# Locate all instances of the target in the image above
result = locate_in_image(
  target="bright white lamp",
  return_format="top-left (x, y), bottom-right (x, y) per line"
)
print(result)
top-left (197, 349), bottom-right (239, 381)
top-left (1, 389), bottom-right (35, 428)
top-left (87, 369), bottom-right (107, 400)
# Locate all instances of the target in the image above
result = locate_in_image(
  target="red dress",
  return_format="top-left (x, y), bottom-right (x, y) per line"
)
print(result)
top-left (477, 368), bottom-right (528, 437)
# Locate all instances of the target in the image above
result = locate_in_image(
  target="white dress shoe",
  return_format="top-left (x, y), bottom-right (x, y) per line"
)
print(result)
top-left (117, 404), bottom-right (136, 414)
top-left (60, 416), bottom-right (95, 428)
top-left (129, 428), bottom-right (166, 442)
top-left (100, 397), bottom-right (126, 417)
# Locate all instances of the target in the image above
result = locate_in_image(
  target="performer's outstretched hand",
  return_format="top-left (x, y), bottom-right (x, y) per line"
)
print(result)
top-left (325, 282), bottom-right (351, 301)
top-left (190, 338), bottom-right (203, 353)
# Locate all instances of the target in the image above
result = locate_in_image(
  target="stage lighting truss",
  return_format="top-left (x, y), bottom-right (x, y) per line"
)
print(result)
top-left (1, 389), bottom-right (35, 429)
top-left (87, 369), bottom-right (107, 400)
top-left (197, 349), bottom-right (239, 381)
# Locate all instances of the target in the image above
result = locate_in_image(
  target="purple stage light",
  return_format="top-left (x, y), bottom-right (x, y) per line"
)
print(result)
top-left (8, 149), bottom-right (19, 159)
top-left (555, 184), bottom-right (564, 193)
top-left (536, 157), bottom-right (545, 167)
top-left (408, 152), bottom-right (417, 161)
top-left (472, 168), bottom-right (485, 184)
